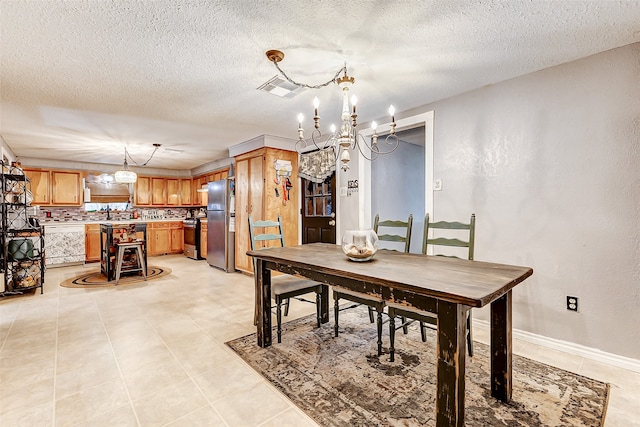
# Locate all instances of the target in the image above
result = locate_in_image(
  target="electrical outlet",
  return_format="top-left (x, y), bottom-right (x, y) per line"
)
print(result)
top-left (566, 296), bottom-right (578, 312)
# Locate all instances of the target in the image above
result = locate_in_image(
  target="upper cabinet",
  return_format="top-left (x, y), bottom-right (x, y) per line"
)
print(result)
top-left (134, 176), bottom-right (151, 206)
top-left (23, 168), bottom-right (81, 206)
top-left (51, 171), bottom-right (81, 205)
top-left (180, 179), bottom-right (192, 206)
top-left (23, 169), bottom-right (50, 204)
top-left (166, 178), bottom-right (180, 206)
top-left (151, 177), bottom-right (166, 206)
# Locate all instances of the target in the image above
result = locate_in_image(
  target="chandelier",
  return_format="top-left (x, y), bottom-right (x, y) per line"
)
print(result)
top-left (266, 50), bottom-right (399, 171)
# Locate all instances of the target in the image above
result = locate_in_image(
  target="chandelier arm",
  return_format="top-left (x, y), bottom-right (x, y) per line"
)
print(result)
top-left (272, 60), bottom-right (347, 89)
top-left (350, 133), bottom-right (401, 162)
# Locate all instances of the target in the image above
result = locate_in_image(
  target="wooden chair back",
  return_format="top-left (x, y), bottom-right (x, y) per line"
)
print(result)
top-left (373, 213), bottom-right (413, 253)
top-left (422, 213), bottom-right (475, 260)
top-left (248, 215), bottom-right (286, 252)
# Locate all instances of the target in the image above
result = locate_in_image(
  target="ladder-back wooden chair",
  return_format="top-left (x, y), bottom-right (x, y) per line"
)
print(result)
top-left (249, 215), bottom-right (326, 343)
top-left (387, 213), bottom-right (476, 362)
top-left (333, 213), bottom-right (413, 356)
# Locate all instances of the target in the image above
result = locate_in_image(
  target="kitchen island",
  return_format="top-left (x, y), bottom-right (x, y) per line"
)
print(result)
top-left (100, 223), bottom-right (147, 281)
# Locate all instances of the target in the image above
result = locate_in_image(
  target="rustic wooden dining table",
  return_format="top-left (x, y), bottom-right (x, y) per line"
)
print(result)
top-left (248, 243), bottom-right (533, 427)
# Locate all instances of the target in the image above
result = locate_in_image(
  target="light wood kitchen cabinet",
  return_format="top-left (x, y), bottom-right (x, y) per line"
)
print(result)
top-left (85, 224), bottom-right (101, 262)
top-left (148, 221), bottom-right (184, 256)
top-left (151, 177), bottom-right (166, 206)
top-left (234, 148), bottom-right (298, 274)
top-left (135, 176), bottom-right (152, 206)
top-left (180, 179), bottom-right (192, 206)
top-left (200, 220), bottom-right (207, 259)
top-left (149, 222), bottom-right (171, 255)
top-left (51, 171), bottom-right (82, 205)
top-left (23, 169), bottom-right (51, 205)
top-left (170, 222), bottom-right (184, 253)
top-left (166, 179), bottom-right (180, 206)
top-left (22, 168), bottom-right (81, 206)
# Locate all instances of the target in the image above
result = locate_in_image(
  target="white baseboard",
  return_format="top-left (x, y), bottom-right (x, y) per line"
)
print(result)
top-left (473, 319), bottom-right (640, 373)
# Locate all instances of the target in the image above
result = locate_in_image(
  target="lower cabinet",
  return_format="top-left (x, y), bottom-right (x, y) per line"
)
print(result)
top-left (149, 221), bottom-right (183, 256)
top-left (200, 220), bottom-right (207, 260)
top-left (85, 224), bottom-right (101, 262)
top-left (170, 222), bottom-right (184, 253)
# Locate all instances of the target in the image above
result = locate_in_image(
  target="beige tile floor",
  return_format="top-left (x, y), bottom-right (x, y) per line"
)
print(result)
top-left (1, 254), bottom-right (638, 426)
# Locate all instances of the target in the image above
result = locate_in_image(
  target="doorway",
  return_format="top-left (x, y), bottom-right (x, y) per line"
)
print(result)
top-left (371, 127), bottom-right (426, 253)
top-left (301, 173), bottom-right (336, 244)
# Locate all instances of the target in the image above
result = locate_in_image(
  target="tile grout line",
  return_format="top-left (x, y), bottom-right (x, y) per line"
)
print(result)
top-left (93, 293), bottom-right (142, 427)
top-left (149, 312), bottom-right (231, 427)
top-left (0, 299), bottom-right (20, 419)
top-left (52, 289), bottom-right (60, 425)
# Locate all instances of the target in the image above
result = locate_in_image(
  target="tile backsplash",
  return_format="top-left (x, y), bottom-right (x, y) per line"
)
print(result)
top-left (36, 207), bottom-right (189, 222)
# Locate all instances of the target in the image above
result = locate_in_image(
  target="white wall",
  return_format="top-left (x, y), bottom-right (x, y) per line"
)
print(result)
top-left (340, 42), bottom-right (640, 360)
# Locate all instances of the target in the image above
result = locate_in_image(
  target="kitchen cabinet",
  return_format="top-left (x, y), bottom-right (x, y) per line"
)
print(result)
top-left (170, 222), bottom-right (184, 253)
top-left (180, 179), bottom-right (192, 205)
top-left (151, 177), bottom-right (166, 206)
top-left (166, 179), bottom-right (180, 206)
top-left (22, 168), bottom-right (81, 206)
top-left (234, 148), bottom-right (298, 274)
top-left (23, 169), bottom-right (50, 205)
top-left (200, 220), bottom-right (207, 259)
top-left (51, 171), bottom-right (82, 205)
top-left (194, 168), bottom-right (229, 207)
top-left (85, 224), bottom-right (101, 262)
top-left (134, 176), bottom-right (152, 206)
top-left (148, 221), bottom-right (183, 256)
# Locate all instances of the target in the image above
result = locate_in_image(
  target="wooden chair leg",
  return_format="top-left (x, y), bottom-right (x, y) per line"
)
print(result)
top-left (389, 309), bottom-right (396, 362)
top-left (277, 300), bottom-right (282, 344)
top-left (284, 297), bottom-right (290, 316)
top-left (368, 306), bottom-right (375, 323)
top-left (420, 321), bottom-right (427, 342)
top-left (376, 310), bottom-right (383, 356)
top-left (316, 292), bottom-right (321, 328)
top-left (334, 296), bottom-right (340, 337)
top-left (402, 316), bottom-right (409, 334)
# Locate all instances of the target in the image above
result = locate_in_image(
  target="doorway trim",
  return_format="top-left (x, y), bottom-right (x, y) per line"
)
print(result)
top-left (355, 111), bottom-right (435, 233)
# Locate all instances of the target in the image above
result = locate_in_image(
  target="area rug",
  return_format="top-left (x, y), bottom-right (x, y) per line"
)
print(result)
top-left (226, 310), bottom-right (609, 426)
top-left (60, 266), bottom-right (171, 288)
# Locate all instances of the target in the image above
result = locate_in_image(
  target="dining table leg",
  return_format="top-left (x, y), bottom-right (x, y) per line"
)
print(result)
top-left (256, 259), bottom-right (272, 348)
top-left (490, 290), bottom-right (512, 402)
top-left (436, 301), bottom-right (467, 427)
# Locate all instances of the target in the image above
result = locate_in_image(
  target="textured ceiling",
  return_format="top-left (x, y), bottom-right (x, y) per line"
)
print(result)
top-left (1, 0), bottom-right (640, 170)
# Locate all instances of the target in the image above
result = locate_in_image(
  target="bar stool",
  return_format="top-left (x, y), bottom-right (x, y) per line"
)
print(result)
top-left (114, 241), bottom-right (147, 285)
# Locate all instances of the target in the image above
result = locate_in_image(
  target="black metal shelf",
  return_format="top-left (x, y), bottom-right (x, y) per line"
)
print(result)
top-left (1, 164), bottom-right (45, 297)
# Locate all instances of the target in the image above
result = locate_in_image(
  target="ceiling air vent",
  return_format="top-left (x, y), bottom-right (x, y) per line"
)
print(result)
top-left (258, 75), bottom-right (306, 98)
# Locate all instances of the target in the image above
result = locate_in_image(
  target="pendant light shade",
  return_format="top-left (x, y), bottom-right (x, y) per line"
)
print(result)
top-left (114, 169), bottom-right (137, 183)
top-left (114, 147), bottom-right (137, 183)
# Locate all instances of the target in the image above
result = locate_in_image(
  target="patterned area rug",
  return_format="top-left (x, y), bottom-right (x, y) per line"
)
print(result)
top-left (227, 310), bottom-right (609, 426)
top-left (59, 266), bottom-right (171, 288)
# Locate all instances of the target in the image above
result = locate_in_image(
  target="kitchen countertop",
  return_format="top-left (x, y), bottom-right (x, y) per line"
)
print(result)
top-left (41, 219), bottom-right (187, 226)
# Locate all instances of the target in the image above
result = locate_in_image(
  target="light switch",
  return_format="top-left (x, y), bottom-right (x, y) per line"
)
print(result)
top-left (339, 187), bottom-right (348, 197)
top-left (434, 179), bottom-right (443, 191)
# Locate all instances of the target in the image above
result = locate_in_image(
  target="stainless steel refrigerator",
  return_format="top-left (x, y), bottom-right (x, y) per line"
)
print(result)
top-left (207, 179), bottom-right (235, 271)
